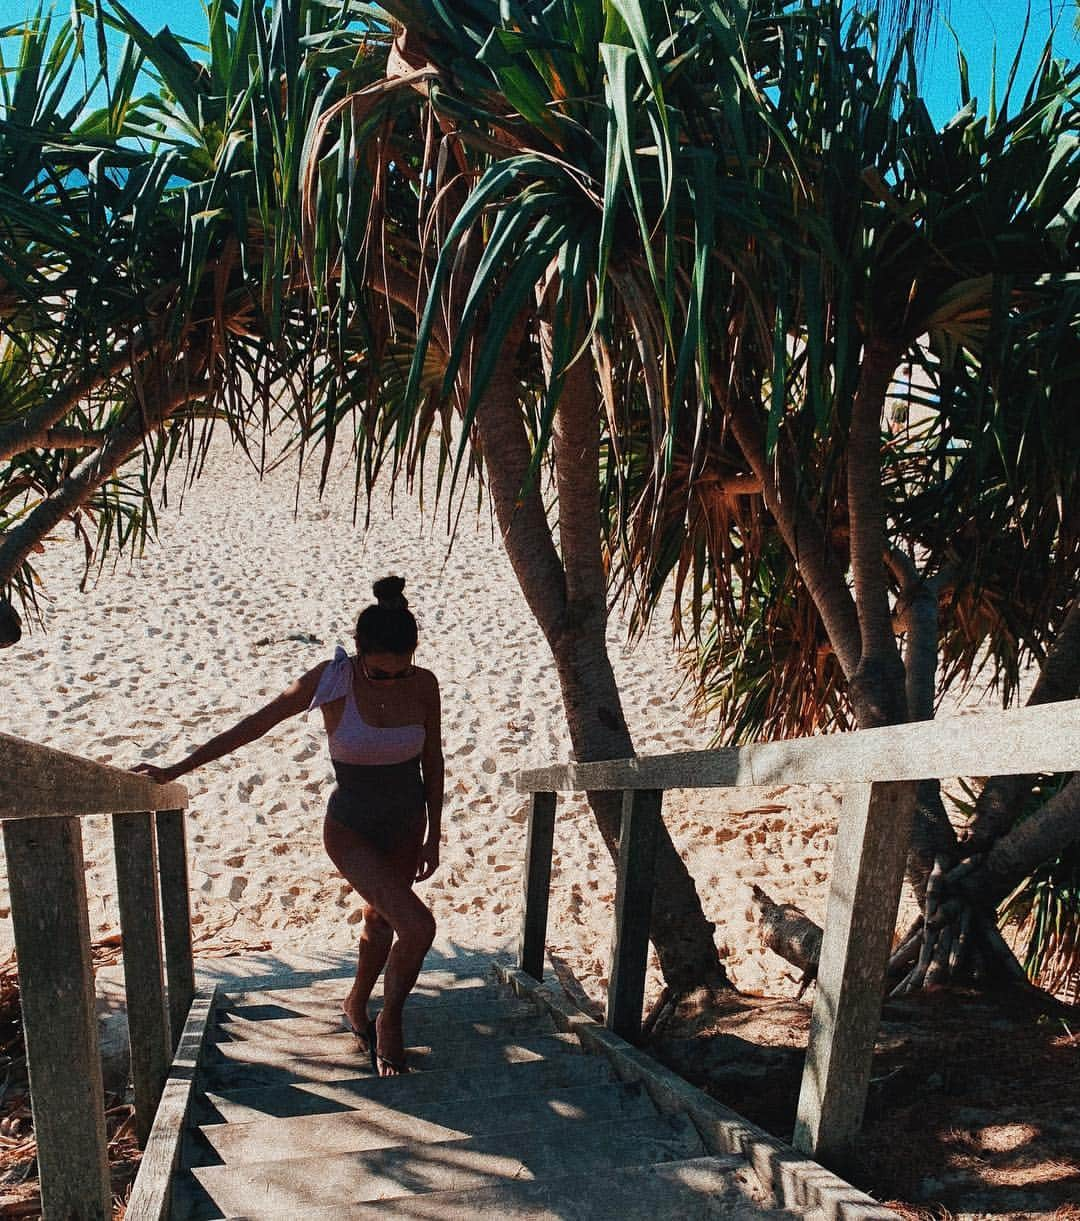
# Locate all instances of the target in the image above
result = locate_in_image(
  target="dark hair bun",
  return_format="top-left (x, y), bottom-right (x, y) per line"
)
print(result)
top-left (373, 575), bottom-right (408, 610)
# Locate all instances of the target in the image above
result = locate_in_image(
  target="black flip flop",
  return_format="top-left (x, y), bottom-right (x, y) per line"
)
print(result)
top-left (342, 1011), bottom-right (379, 1073)
top-left (376, 1051), bottom-right (410, 1076)
top-left (365, 1018), bottom-right (379, 1074)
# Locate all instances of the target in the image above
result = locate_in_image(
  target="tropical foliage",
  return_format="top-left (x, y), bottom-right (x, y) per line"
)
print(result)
top-left (2, 0), bottom-right (1079, 994)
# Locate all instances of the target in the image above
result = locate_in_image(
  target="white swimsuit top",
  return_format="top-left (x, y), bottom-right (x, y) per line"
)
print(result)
top-left (308, 646), bottom-right (426, 766)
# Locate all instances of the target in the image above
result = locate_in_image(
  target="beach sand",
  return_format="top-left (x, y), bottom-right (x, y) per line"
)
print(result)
top-left (0, 436), bottom-right (887, 1010)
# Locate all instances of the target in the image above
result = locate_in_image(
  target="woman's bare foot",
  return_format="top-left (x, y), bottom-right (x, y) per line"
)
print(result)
top-left (374, 1009), bottom-right (408, 1075)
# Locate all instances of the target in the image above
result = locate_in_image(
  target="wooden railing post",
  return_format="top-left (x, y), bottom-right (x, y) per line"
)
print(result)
top-left (113, 812), bottom-right (171, 1148)
top-left (606, 788), bottom-right (662, 1043)
top-left (2, 816), bottom-right (111, 1221)
top-left (155, 808), bottom-right (195, 1050)
top-left (794, 780), bottom-right (917, 1165)
top-left (518, 792), bottom-right (556, 981)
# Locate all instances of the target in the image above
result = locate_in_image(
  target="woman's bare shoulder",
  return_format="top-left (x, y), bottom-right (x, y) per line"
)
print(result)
top-left (413, 666), bottom-right (440, 696)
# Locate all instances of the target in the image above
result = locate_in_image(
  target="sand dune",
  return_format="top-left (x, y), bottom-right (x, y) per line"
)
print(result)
top-left (0, 437), bottom-right (883, 1009)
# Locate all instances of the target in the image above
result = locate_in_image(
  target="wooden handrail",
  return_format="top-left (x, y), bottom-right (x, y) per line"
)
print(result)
top-left (514, 696), bottom-right (1080, 1173)
top-left (517, 697), bottom-right (1080, 793)
top-left (0, 732), bottom-right (187, 818)
top-left (0, 732), bottom-right (193, 1220)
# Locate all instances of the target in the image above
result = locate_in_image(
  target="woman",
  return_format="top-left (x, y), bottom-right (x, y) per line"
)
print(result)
top-left (134, 575), bottom-right (443, 1076)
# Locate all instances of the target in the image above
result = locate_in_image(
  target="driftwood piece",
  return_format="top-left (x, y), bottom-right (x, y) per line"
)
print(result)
top-left (751, 885), bottom-right (823, 997)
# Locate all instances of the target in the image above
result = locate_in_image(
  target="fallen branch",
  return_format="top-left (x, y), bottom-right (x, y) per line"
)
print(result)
top-left (751, 884), bottom-right (823, 997)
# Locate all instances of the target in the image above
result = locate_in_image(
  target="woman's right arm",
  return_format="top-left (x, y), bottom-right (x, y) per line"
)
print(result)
top-left (132, 660), bottom-right (329, 783)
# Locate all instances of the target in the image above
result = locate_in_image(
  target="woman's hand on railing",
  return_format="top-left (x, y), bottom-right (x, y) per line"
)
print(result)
top-left (131, 762), bottom-right (183, 785)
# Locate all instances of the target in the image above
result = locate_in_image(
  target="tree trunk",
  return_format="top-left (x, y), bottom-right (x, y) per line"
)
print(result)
top-left (846, 338), bottom-right (908, 729)
top-left (890, 556), bottom-right (958, 897)
top-left (0, 347), bottom-right (140, 463)
top-left (976, 773), bottom-right (1080, 906)
top-left (475, 343), bottom-right (728, 993)
top-left (965, 592), bottom-right (1080, 854)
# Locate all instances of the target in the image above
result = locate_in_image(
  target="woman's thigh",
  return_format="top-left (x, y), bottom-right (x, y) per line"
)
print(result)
top-left (323, 813), bottom-right (429, 932)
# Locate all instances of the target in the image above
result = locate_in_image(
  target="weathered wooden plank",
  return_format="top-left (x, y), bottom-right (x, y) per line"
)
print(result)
top-left (497, 963), bottom-right (898, 1220)
top-left (793, 781), bottom-right (917, 1165)
top-left (124, 987), bottom-right (219, 1221)
top-left (517, 698), bottom-right (1080, 793)
top-left (518, 792), bottom-right (556, 981)
top-left (606, 790), bottom-right (662, 1043)
top-left (113, 812), bottom-right (172, 1148)
top-left (156, 808), bottom-right (195, 1050)
top-left (2, 817), bottom-right (111, 1220)
top-left (0, 732), bottom-right (187, 819)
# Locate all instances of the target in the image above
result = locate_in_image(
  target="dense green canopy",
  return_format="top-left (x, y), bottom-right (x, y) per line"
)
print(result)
top-left (2, 0), bottom-right (1079, 992)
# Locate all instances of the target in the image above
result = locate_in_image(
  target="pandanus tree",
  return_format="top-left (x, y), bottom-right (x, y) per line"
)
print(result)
top-left (293, 0), bottom-right (757, 993)
top-left (7, 0), bottom-right (1079, 1008)
top-left (611, 8), bottom-right (1080, 993)
top-left (1, 0), bottom-right (744, 992)
top-left (0, 0), bottom-right (369, 629)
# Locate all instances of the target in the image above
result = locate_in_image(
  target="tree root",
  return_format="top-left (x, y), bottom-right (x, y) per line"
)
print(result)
top-left (883, 854), bottom-right (1077, 1014)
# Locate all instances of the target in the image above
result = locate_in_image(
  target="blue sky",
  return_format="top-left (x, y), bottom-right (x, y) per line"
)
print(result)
top-left (3, 0), bottom-right (1077, 125)
top-left (918, 0), bottom-right (1077, 120)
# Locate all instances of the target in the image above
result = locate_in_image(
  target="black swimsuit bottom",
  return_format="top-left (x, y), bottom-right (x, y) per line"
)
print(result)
top-left (327, 756), bottom-right (427, 854)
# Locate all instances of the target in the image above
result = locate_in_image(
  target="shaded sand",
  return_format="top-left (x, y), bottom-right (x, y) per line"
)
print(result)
top-left (1, 438), bottom-right (883, 1009)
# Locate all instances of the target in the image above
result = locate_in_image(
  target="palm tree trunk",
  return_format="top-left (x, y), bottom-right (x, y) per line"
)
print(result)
top-left (475, 346), bottom-right (728, 993)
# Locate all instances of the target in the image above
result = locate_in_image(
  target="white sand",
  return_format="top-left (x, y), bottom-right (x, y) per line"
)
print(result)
top-left (0, 437), bottom-right (866, 1009)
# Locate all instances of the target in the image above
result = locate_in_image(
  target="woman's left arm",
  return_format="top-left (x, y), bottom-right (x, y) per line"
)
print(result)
top-left (417, 673), bottom-right (444, 881)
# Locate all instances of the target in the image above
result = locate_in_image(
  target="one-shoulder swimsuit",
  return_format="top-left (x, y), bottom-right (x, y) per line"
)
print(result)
top-left (309, 646), bottom-right (427, 853)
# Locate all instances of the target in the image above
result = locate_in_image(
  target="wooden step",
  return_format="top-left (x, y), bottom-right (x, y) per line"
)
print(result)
top-left (215, 996), bottom-right (541, 1040)
top-left (200, 1031), bottom-right (584, 1091)
top-left (209, 1009), bottom-right (554, 1058)
top-left (221, 977), bottom-right (502, 1013)
top-left (205, 1014), bottom-right (561, 1066)
top-left (199, 1050), bottom-right (617, 1124)
top-left (192, 1079), bottom-right (658, 1164)
top-left (218, 1156), bottom-right (785, 1220)
top-left (183, 1114), bottom-right (708, 1218)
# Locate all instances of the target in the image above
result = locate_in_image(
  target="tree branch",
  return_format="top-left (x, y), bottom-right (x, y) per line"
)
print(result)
top-left (0, 348), bottom-right (139, 462)
top-left (722, 385), bottom-right (863, 679)
top-left (0, 377), bottom-right (202, 589)
top-left (966, 592), bottom-right (1080, 853)
top-left (976, 773), bottom-right (1080, 907)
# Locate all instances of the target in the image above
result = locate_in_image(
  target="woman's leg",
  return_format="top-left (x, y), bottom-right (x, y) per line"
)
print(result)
top-left (323, 814), bottom-right (433, 1075)
top-left (344, 903), bottom-right (392, 1033)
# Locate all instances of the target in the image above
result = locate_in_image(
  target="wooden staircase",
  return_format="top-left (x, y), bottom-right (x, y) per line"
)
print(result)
top-left (161, 957), bottom-right (800, 1219)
